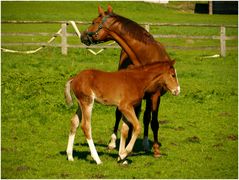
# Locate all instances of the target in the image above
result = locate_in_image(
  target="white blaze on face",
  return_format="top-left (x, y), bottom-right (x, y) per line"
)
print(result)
top-left (173, 69), bottom-right (180, 96)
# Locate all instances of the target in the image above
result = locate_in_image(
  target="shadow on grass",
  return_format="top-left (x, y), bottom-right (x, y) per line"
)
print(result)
top-left (59, 138), bottom-right (161, 162)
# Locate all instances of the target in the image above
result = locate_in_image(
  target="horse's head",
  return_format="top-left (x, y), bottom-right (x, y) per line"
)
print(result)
top-left (162, 60), bottom-right (180, 96)
top-left (81, 5), bottom-right (115, 46)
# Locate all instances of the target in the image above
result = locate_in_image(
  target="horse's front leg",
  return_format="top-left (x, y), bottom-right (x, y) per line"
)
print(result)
top-left (142, 95), bottom-right (151, 152)
top-left (66, 107), bottom-right (81, 161)
top-left (150, 91), bottom-right (161, 157)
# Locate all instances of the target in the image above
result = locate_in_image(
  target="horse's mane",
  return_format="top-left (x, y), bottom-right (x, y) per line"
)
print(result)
top-left (109, 13), bottom-right (156, 44)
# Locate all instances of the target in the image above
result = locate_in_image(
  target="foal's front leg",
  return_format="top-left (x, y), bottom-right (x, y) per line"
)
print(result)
top-left (118, 120), bottom-right (129, 160)
top-left (118, 105), bottom-right (141, 161)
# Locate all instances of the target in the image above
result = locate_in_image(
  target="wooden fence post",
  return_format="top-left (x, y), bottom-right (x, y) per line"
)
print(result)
top-left (220, 26), bottom-right (226, 57)
top-left (61, 23), bottom-right (67, 55)
top-left (209, 1), bottom-right (213, 15)
top-left (145, 24), bottom-right (150, 32)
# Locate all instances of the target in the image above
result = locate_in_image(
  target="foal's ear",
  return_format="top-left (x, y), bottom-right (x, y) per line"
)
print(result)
top-left (107, 5), bottom-right (113, 13)
top-left (98, 5), bottom-right (105, 16)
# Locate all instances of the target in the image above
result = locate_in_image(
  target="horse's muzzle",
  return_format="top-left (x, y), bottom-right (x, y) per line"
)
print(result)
top-left (80, 31), bottom-right (93, 46)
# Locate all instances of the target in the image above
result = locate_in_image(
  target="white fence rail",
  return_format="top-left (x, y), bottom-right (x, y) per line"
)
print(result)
top-left (1, 21), bottom-right (238, 57)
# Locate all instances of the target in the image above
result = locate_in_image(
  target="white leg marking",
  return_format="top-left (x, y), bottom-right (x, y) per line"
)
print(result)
top-left (87, 139), bottom-right (102, 165)
top-left (67, 134), bottom-right (75, 161)
top-left (108, 133), bottom-right (117, 149)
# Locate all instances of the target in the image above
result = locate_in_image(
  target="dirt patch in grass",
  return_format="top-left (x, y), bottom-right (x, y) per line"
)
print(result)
top-left (186, 136), bottom-right (201, 143)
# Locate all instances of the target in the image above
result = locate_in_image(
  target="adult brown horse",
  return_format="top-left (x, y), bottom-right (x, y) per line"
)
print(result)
top-left (65, 61), bottom-right (180, 164)
top-left (81, 5), bottom-right (173, 157)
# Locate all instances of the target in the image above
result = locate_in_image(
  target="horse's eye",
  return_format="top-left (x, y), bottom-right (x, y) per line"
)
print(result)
top-left (172, 74), bottom-right (176, 78)
top-left (92, 22), bottom-right (95, 25)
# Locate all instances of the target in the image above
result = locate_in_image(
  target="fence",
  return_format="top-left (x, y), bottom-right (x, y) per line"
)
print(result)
top-left (1, 21), bottom-right (238, 57)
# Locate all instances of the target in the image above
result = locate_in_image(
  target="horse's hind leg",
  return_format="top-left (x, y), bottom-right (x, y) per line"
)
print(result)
top-left (66, 107), bottom-right (81, 161)
top-left (108, 108), bottom-right (122, 150)
top-left (80, 100), bottom-right (102, 165)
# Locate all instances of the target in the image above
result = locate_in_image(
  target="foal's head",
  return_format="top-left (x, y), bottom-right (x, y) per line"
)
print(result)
top-left (162, 61), bottom-right (180, 96)
top-left (81, 5), bottom-right (115, 45)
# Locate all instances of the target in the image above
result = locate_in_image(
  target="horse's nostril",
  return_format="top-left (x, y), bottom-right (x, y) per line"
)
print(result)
top-left (80, 35), bottom-right (92, 46)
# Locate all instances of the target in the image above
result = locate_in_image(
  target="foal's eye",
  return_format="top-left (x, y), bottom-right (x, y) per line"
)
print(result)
top-left (172, 74), bottom-right (176, 78)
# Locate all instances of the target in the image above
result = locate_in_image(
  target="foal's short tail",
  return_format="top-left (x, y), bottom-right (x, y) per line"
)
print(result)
top-left (64, 79), bottom-right (74, 106)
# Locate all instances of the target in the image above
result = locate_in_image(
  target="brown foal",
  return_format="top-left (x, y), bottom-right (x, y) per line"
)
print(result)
top-left (65, 61), bottom-right (180, 164)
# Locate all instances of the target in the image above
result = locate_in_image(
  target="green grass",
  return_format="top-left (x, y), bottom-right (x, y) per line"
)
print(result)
top-left (1, 1), bottom-right (238, 179)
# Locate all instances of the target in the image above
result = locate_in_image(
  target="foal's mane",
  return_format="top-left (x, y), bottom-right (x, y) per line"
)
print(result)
top-left (124, 61), bottom-right (174, 72)
top-left (108, 12), bottom-right (156, 44)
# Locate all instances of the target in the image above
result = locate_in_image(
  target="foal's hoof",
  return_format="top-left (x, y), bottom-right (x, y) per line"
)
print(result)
top-left (108, 144), bottom-right (116, 150)
top-left (153, 153), bottom-right (162, 158)
top-left (67, 156), bottom-right (74, 161)
top-left (117, 156), bottom-right (128, 165)
top-left (108, 134), bottom-right (117, 150)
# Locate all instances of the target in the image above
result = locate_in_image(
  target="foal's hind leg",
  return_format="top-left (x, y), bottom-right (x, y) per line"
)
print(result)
top-left (80, 100), bottom-right (102, 165)
top-left (66, 108), bottom-right (81, 161)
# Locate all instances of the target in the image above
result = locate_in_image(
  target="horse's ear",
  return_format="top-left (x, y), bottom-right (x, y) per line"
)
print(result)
top-left (107, 5), bottom-right (113, 13)
top-left (98, 5), bottom-right (105, 16)
top-left (171, 60), bottom-right (176, 65)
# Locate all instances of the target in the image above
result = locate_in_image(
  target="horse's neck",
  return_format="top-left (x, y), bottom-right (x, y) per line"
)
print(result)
top-left (109, 22), bottom-right (170, 64)
top-left (108, 30), bottom-right (141, 66)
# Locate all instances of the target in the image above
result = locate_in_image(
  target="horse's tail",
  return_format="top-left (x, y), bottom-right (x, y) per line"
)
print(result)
top-left (64, 78), bottom-right (74, 106)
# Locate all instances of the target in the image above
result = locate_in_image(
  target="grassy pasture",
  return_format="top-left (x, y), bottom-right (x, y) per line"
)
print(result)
top-left (1, 1), bottom-right (238, 179)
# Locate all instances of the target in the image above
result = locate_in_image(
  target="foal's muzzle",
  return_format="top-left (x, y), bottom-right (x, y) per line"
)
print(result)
top-left (172, 86), bottom-right (180, 96)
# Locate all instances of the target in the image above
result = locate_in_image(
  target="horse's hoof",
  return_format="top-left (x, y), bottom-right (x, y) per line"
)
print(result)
top-left (153, 143), bottom-right (161, 158)
top-left (142, 136), bottom-right (150, 152)
top-left (153, 153), bottom-right (161, 158)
